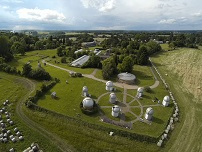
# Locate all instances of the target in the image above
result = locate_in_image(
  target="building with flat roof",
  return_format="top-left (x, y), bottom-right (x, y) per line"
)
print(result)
top-left (118, 72), bottom-right (136, 84)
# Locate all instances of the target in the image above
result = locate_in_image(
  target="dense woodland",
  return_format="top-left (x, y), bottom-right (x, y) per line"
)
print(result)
top-left (0, 30), bottom-right (201, 79)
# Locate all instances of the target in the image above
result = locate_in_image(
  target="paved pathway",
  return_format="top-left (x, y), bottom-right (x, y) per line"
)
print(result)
top-left (44, 61), bottom-right (159, 90)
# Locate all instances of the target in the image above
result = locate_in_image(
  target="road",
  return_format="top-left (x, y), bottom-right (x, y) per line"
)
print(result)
top-left (16, 77), bottom-right (73, 152)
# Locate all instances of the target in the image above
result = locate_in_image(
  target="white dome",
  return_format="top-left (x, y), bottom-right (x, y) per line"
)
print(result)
top-left (106, 81), bottom-right (113, 87)
top-left (163, 96), bottom-right (170, 102)
top-left (112, 105), bottom-right (120, 113)
top-left (146, 107), bottom-right (154, 115)
top-left (82, 97), bottom-right (94, 108)
top-left (110, 93), bottom-right (116, 99)
top-left (82, 86), bottom-right (88, 92)
top-left (137, 87), bottom-right (144, 93)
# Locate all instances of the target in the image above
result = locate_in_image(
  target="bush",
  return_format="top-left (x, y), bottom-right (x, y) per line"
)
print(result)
top-left (61, 57), bottom-right (67, 63)
top-left (144, 86), bottom-right (152, 93)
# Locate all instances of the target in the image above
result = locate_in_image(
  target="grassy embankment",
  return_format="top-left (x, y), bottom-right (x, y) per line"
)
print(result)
top-left (151, 47), bottom-right (202, 152)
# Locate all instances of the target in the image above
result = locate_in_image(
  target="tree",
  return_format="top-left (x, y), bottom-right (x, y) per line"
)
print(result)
top-left (22, 63), bottom-right (32, 76)
top-left (11, 41), bottom-right (25, 55)
top-left (35, 40), bottom-right (44, 50)
top-left (117, 56), bottom-right (134, 73)
top-left (0, 35), bottom-right (13, 62)
top-left (102, 57), bottom-right (117, 80)
top-left (61, 57), bottom-right (67, 63)
top-left (137, 45), bottom-right (149, 65)
top-left (146, 41), bottom-right (161, 55)
top-left (168, 42), bottom-right (175, 50)
top-left (57, 47), bottom-right (63, 57)
top-left (82, 55), bottom-right (101, 68)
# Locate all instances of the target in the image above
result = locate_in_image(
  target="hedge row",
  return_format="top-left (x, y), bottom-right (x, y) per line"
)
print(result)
top-left (0, 63), bottom-right (21, 75)
top-left (26, 81), bottom-right (56, 105)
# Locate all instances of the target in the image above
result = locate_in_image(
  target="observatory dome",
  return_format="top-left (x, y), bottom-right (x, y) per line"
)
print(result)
top-left (82, 86), bottom-right (88, 92)
top-left (106, 81), bottom-right (113, 87)
top-left (146, 107), bottom-right (154, 115)
top-left (163, 96), bottom-right (170, 102)
top-left (82, 97), bottom-right (94, 108)
top-left (112, 105), bottom-right (120, 113)
top-left (137, 87), bottom-right (144, 93)
top-left (110, 93), bottom-right (116, 99)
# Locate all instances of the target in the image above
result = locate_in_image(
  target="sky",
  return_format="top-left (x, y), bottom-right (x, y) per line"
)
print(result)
top-left (0, 0), bottom-right (202, 30)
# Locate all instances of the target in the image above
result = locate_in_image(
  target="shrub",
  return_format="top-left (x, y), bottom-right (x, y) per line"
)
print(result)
top-left (61, 57), bottom-right (67, 63)
top-left (144, 86), bottom-right (152, 93)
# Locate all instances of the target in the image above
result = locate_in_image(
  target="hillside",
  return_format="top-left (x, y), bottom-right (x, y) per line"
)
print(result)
top-left (151, 48), bottom-right (202, 152)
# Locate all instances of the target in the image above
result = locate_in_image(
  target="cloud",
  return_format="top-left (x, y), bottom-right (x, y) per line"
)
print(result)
top-left (94, 25), bottom-right (126, 30)
top-left (12, 25), bottom-right (40, 30)
top-left (192, 12), bottom-right (202, 17)
top-left (2, 0), bottom-right (23, 3)
top-left (16, 8), bottom-right (66, 23)
top-left (80, 0), bottom-right (116, 12)
top-left (159, 19), bottom-right (176, 24)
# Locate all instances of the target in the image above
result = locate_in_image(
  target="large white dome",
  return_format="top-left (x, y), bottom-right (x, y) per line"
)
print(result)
top-left (112, 105), bottom-right (120, 113)
top-left (82, 86), bottom-right (88, 92)
top-left (137, 87), bottom-right (144, 93)
top-left (82, 97), bottom-right (94, 108)
top-left (146, 107), bottom-right (154, 115)
top-left (106, 81), bottom-right (113, 87)
top-left (163, 96), bottom-right (170, 102)
top-left (110, 93), bottom-right (116, 99)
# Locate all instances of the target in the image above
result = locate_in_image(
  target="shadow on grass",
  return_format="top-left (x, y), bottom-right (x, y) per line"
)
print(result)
top-left (117, 102), bottom-right (127, 107)
top-left (152, 116), bottom-right (164, 124)
top-left (143, 95), bottom-right (152, 99)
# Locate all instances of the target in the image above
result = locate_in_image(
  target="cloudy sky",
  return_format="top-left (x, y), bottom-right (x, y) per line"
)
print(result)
top-left (0, 0), bottom-right (202, 30)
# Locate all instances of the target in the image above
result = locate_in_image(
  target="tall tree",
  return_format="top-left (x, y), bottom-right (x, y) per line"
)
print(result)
top-left (0, 35), bottom-right (13, 61)
top-left (117, 56), bottom-right (134, 73)
top-left (137, 45), bottom-right (149, 65)
top-left (102, 57), bottom-right (117, 80)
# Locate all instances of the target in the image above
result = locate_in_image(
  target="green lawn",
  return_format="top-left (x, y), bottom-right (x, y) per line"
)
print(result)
top-left (160, 44), bottom-right (169, 51)
top-left (132, 65), bottom-right (155, 87)
top-left (133, 104), bottom-right (173, 137)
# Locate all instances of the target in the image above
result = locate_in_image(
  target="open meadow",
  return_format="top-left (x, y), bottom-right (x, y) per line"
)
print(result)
top-left (151, 47), bottom-right (202, 152)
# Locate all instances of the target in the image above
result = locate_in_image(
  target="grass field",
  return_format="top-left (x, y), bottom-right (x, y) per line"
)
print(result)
top-left (5, 47), bottom-right (201, 151)
top-left (151, 47), bottom-right (202, 152)
top-left (0, 72), bottom-right (60, 152)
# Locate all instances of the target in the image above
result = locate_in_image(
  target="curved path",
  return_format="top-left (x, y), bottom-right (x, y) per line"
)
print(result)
top-left (43, 61), bottom-right (159, 90)
top-left (16, 78), bottom-right (73, 152)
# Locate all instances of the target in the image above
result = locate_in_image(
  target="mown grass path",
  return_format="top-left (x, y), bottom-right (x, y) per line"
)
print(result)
top-left (16, 78), bottom-right (73, 152)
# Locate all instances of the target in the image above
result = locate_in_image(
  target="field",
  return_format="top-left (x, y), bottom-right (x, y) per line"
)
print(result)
top-left (4, 47), bottom-right (202, 151)
top-left (151, 47), bottom-right (202, 152)
top-left (0, 72), bottom-right (61, 152)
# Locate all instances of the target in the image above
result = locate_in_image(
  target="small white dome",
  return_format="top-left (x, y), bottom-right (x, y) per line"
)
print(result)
top-left (106, 81), bottom-right (113, 87)
top-left (82, 86), bottom-right (88, 92)
top-left (163, 96), bottom-right (170, 102)
top-left (112, 105), bottom-right (120, 113)
top-left (137, 87), bottom-right (144, 93)
top-left (82, 97), bottom-right (94, 108)
top-left (110, 93), bottom-right (116, 99)
top-left (146, 107), bottom-right (154, 115)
